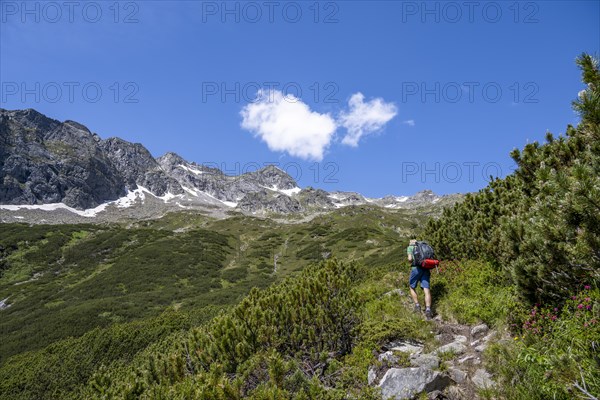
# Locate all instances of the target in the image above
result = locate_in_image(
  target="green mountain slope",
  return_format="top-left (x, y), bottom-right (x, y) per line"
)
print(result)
top-left (0, 205), bottom-right (429, 365)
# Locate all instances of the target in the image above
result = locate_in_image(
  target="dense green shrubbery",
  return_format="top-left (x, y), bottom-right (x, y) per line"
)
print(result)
top-left (426, 53), bottom-right (600, 305)
top-left (83, 259), bottom-right (364, 398)
top-left (0, 306), bottom-right (224, 400)
top-left (67, 259), bottom-right (430, 400)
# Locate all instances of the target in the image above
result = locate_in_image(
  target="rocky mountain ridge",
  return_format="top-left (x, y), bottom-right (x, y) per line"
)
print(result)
top-left (0, 108), bottom-right (463, 221)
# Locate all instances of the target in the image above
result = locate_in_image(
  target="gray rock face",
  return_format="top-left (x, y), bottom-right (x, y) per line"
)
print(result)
top-left (0, 109), bottom-right (126, 209)
top-left (238, 190), bottom-right (303, 214)
top-left (244, 164), bottom-right (298, 191)
top-left (100, 139), bottom-right (183, 196)
top-left (299, 187), bottom-right (335, 209)
top-left (378, 367), bottom-right (452, 400)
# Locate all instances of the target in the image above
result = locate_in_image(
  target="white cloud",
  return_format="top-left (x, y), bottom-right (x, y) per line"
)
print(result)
top-left (240, 89), bottom-right (336, 161)
top-left (403, 119), bottom-right (415, 127)
top-left (338, 93), bottom-right (398, 147)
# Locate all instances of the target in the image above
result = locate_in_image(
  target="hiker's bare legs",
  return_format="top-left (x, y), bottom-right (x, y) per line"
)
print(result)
top-left (424, 288), bottom-right (431, 308)
top-left (410, 287), bottom-right (419, 305)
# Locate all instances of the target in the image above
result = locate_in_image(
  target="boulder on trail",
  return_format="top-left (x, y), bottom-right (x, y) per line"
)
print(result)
top-left (378, 367), bottom-right (452, 400)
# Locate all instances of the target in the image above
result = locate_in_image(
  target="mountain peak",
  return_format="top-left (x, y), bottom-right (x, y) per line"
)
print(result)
top-left (1, 108), bottom-right (61, 132)
top-left (157, 151), bottom-right (187, 165)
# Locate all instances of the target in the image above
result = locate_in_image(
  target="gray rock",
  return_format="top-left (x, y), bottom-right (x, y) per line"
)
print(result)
top-left (368, 367), bottom-right (377, 385)
top-left (411, 354), bottom-right (440, 369)
top-left (471, 369), bottom-right (496, 389)
top-left (379, 367), bottom-right (452, 400)
top-left (471, 323), bottom-right (489, 337)
top-left (379, 351), bottom-right (399, 364)
top-left (453, 335), bottom-right (468, 344)
top-left (433, 341), bottom-right (468, 356)
top-left (448, 368), bottom-right (467, 384)
top-left (474, 343), bottom-right (488, 353)
top-left (472, 331), bottom-right (496, 347)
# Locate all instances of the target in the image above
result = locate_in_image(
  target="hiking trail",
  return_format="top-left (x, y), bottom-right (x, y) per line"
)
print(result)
top-left (368, 289), bottom-right (502, 400)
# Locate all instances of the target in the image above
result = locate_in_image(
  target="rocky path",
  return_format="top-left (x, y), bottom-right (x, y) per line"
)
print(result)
top-left (368, 291), bottom-right (499, 400)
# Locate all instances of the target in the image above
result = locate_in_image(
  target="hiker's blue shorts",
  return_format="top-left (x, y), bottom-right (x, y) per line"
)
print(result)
top-left (409, 267), bottom-right (430, 289)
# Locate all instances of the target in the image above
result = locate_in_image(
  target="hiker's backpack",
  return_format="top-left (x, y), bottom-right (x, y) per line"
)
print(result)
top-left (413, 241), bottom-right (439, 269)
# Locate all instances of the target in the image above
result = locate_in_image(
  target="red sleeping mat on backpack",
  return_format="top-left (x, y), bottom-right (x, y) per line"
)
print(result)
top-left (421, 259), bottom-right (439, 269)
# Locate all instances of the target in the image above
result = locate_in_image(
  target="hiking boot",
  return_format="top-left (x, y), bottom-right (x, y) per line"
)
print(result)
top-left (425, 309), bottom-right (432, 319)
top-left (414, 304), bottom-right (421, 314)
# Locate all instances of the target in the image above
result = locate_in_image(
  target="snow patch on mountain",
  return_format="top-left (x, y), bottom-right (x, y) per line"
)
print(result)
top-left (178, 164), bottom-right (204, 175)
top-left (0, 202), bottom-right (109, 217)
top-left (268, 185), bottom-right (301, 196)
top-left (0, 186), bottom-right (180, 217)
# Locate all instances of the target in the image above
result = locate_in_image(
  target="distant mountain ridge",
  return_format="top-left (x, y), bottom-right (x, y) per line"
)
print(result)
top-left (0, 108), bottom-right (463, 219)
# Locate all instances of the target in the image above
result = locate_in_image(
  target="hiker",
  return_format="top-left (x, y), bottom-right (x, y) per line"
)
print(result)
top-left (407, 239), bottom-right (432, 319)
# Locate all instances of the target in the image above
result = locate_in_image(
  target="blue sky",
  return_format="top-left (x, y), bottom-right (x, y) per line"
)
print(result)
top-left (1, 0), bottom-right (599, 197)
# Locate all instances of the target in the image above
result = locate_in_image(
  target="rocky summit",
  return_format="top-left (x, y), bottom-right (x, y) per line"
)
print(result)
top-left (0, 108), bottom-right (462, 221)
